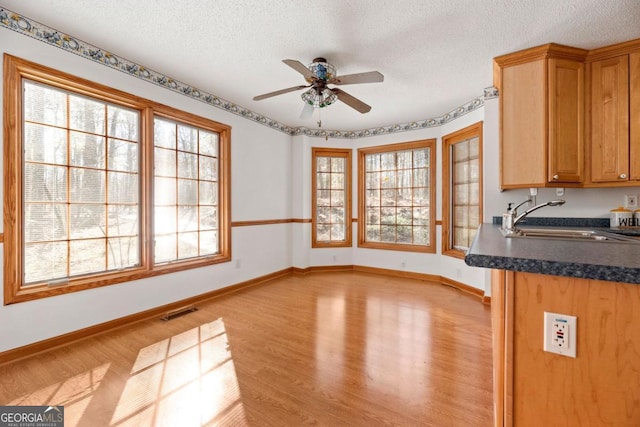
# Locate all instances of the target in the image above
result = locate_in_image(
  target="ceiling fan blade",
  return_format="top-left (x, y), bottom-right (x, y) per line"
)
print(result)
top-left (300, 103), bottom-right (314, 119)
top-left (253, 85), bottom-right (309, 101)
top-left (332, 88), bottom-right (372, 114)
top-left (283, 59), bottom-right (315, 80)
top-left (330, 71), bottom-right (384, 85)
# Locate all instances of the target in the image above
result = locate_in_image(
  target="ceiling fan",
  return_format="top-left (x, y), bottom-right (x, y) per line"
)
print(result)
top-left (253, 57), bottom-right (384, 116)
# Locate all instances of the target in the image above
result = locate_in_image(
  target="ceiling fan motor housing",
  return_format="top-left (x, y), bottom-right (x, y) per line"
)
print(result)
top-left (308, 57), bottom-right (335, 82)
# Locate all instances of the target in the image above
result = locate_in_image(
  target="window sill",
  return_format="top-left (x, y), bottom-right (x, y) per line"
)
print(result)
top-left (442, 248), bottom-right (467, 260)
top-left (6, 254), bottom-right (231, 305)
top-left (358, 241), bottom-right (435, 253)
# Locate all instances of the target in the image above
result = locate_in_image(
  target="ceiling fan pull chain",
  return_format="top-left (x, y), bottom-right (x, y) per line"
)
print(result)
top-left (317, 104), bottom-right (324, 128)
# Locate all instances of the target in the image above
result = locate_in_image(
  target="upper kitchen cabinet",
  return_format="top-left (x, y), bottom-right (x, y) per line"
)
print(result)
top-left (495, 44), bottom-right (587, 189)
top-left (589, 55), bottom-right (631, 183)
top-left (586, 42), bottom-right (640, 185)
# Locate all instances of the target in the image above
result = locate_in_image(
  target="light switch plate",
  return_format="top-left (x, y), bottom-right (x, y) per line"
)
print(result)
top-left (544, 312), bottom-right (577, 358)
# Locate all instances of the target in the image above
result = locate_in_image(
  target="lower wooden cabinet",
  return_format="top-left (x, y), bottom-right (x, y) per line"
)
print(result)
top-left (491, 270), bottom-right (640, 426)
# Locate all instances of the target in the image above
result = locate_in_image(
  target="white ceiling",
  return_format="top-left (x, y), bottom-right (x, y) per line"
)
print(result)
top-left (4, 0), bottom-right (640, 132)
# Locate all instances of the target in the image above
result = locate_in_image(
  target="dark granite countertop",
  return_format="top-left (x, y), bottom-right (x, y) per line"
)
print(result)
top-left (465, 223), bottom-right (640, 284)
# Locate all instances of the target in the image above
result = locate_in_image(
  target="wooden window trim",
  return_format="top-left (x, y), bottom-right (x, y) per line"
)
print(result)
top-left (311, 147), bottom-right (352, 248)
top-left (3, 54), bottom-right (231, 304)
top-left (357, 139), bottom-right (436, 253)
top-left (442, 122), bottom-right (483, 259)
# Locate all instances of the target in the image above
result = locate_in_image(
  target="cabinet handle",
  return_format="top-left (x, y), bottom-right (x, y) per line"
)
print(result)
top-left (620, 174), bottom-right (627, 179)
top-left (553, 174), bottom-right (559, 180)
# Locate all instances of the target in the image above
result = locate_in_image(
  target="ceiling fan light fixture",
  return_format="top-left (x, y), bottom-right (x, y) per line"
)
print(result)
top-left (301, 87), bottom-right (337, 108)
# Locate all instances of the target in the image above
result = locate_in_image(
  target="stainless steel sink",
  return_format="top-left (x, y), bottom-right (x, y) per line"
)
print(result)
top-left (504, 227), bottom-right (640, 243)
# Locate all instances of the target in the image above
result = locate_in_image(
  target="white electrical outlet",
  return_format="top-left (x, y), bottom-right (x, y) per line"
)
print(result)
top-left (625, 195), bottom-right (638, 208)
top-left (552, 321), bottom-right (568, 348)
top-left (544, 312), bottom-right (577, 358)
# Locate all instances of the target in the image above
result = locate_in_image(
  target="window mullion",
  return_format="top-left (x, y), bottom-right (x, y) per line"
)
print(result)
top-left (173, 122), bottom-right (179, 261)
top-left (104, 103), bottom-right (109, 272)
top-left (65, 93), bottom-right (72, 279)
top-left (197, 130), bottom-right (201, 256)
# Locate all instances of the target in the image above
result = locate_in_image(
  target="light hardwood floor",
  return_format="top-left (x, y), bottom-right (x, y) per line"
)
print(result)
top-left (0, 271), bottom-right (493, 426)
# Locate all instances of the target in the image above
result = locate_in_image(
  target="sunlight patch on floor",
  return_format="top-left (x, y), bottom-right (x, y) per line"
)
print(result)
top-left (111, 318), bottom-right (246, 426)
top-left (7, 363), bottom-right (110, 426)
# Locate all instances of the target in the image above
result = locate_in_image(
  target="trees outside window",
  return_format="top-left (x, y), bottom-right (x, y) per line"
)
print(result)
top-left (4, 55), bottom-right (230, 304)
top-left (312, 148), bottom-right (352, 248)
top-left (358, 139), bottom-right (436, 253)
top-left (153, 116), bottom-right (223, 262)
top-left (21, 80), bottom-right (141, 285)
top-left (442, 122), bottom-right (483, 258)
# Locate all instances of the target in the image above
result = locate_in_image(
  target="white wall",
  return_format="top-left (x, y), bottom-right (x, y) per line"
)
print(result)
top-left (0, 27), bottom-right (293, 352)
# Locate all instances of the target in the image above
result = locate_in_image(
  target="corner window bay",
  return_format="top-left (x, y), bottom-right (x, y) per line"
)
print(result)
top-left (358, 139), bottom-right (436, 253)
top-left (4, 55), bottom-right (231, 303)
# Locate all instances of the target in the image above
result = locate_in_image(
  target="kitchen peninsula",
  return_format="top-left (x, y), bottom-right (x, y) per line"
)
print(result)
top-left (466, 223), bottom-right (640, 426)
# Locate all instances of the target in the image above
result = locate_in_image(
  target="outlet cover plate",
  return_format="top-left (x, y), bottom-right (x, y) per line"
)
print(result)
top-left (543, 311), bottom-right (577, 358)
top-left (625, 195), bottom-right (638, 208)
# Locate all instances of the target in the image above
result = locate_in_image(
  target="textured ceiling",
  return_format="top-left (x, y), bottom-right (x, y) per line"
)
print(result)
top-left (3, 0), bottom-right (640, 132)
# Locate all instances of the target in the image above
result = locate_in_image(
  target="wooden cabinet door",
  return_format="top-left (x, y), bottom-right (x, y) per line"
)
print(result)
top-left (548, 59), bottom-right (584, 183)
top-left (590, 56), bottom-right (630, 182)
top-left (500, 57), bottom-right (585, 188)
top-left (500, 60), bottom-right (547, 188)
top-left (630, 52), bottom-right (640, 180)
top-left (512, 272), bottom-right (640, 425)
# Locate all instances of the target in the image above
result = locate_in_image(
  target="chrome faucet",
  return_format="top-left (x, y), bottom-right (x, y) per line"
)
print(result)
top-left (501, 197), bottom-right (531, 232)
top-left (502, 199), bottom-right (566, 234)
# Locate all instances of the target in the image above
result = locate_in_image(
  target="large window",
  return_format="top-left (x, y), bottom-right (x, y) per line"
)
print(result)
top-left (4, 55), bottom-right (230, 304)
top-left (153, 115), bottom-right (223, 262)
top-left (358, 139), bottom-right (436, 253)
top-left (21, 80), bottom-right (141, 284)
top-left (312, 148), bottom-right (352, 247)
top-left (442, 122), bottom-right (483, 258)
